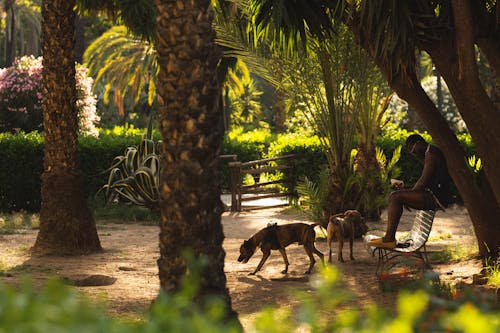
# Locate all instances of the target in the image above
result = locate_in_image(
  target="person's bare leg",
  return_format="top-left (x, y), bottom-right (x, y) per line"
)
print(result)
top-left (383, 192), bottom-right (404, 242)
top-left (383, 190), bottom-right (428, 242)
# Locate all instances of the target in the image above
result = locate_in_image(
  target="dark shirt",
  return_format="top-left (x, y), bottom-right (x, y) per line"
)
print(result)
top-left (425, 145), bottom-right (453, 207)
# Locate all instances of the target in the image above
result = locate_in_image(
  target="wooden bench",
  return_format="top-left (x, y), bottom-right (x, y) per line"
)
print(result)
top-left (365, 210), bottom-right (436, 277)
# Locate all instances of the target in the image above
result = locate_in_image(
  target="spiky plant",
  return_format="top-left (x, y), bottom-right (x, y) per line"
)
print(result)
top-left (98, 119), bottom-right (161, 211)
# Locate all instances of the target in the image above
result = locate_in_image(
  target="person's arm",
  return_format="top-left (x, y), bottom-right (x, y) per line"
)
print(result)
top-left (412, 149), bottom-right (436, 190)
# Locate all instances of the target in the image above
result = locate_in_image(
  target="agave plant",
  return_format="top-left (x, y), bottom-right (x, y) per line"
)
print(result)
top-left (98, 121), bottom-right (161, 211)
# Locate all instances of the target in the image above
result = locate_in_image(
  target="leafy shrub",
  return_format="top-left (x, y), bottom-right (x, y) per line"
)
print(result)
top-left (223, 126), bottom-right (272, 161)
top-left (267, 133), bottom-right (326, 187)
top-left (296, 170), bottom-right (329, 222)
top-left (79, 126), bottom-right (148, 200)
top-left (0, 56), bottom-right (100, 136)
top-left (0, 127), bottom-right (477, 212)
top-left (220, 127), bottom-right (272, 190)
top-left (0, 127), bottom-right (144, 212)
top-left (98, 124), bottom-right (161, 211)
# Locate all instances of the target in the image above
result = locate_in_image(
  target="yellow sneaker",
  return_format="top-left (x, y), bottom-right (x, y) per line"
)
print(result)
top-left (367, 237), bottom-right (383, 246)
top-left (367, 238), bottom-right (396, 249)
top-left (377, 240), bottom-right (396, 249)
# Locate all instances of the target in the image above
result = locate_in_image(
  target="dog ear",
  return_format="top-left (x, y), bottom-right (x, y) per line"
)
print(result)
top-left (333, 217), bottom-right (343, 225)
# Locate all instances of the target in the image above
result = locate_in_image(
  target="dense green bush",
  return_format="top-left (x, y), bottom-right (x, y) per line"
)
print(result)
top-left (220, 127), bottom-right (274, 190)
top-left (266, 133), bottom-right (326, 187)
top-left (0, 127), bottom-right (146, 212)
top-left (0, 127), bottom-right (477, 212)
top-left (0, 131), bottom-right (43, 212)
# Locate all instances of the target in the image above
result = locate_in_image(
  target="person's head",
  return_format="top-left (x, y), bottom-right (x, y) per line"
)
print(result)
top-left (406, 134), bottom-right (427, 155)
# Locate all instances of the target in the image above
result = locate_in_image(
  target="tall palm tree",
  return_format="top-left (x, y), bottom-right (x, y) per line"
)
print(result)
top-left (154, 0), bottom-right (238, 321)
top-left (33, 0), bottom-right (101, 255)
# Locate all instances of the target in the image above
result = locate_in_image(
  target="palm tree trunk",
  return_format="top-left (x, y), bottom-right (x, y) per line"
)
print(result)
top-left (33, 0), bottom-right (101, 256)
top-left (273, 89), bottom-right (287, 133)
top-left (154, 0), bottom-right (239, 323)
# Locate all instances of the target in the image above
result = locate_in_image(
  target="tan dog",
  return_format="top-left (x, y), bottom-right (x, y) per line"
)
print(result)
top-left (327, 210), bottom-right (368, 263)
top-left (237, 223), bottom-right (324, 275)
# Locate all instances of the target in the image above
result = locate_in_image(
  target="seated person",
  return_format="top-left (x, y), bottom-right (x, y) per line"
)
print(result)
top-left (368, 134), bottom-right (453, 248)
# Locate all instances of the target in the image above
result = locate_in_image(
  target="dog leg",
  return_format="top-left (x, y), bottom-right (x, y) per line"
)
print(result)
top-left (304, 247), bottom-right (316, 274)
top-left (349, 235), bottom-right (355, 261)
top-left (338, 238), bottom-right (345, 262)
top-left (313, 246), bottom-right (324, 266)
top-left (251, 250), bottom-right (271, 275)
top-left (278, 248), bottom-right (289, 274)
top-left (327, 237), bottom-right (333, 263)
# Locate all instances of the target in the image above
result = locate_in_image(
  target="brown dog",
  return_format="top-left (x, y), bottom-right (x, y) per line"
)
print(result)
top-left (326, 210), bottom-right (368, 263)
top-left (237, 222), bottom-right (324, 275)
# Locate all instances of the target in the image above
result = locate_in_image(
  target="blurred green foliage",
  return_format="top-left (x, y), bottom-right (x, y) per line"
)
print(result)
top-left (0, 265), bottom-right (498, 332)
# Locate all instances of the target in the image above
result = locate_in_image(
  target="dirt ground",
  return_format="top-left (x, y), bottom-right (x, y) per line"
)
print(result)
top-left (0, 205), bottom-right (485, 329)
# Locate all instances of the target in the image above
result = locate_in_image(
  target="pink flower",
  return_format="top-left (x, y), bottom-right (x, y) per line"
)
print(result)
top-left (0, 56), bottom-right (99, 135)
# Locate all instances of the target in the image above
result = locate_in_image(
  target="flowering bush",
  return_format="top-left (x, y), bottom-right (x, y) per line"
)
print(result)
top-left (0, 56), bottom-right (99, 136)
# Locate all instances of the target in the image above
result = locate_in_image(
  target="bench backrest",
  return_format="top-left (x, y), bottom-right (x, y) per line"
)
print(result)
top-left (402, 210), bottom-right (435, 251)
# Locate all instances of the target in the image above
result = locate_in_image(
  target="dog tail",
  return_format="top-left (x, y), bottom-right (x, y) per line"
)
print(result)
top-left (310, 223), bottom-right (327, 238)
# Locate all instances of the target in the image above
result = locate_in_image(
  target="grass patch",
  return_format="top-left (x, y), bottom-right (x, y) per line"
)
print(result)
top-left (487, 269), bottom-right (500, 287)
top-left (0, 212), bottom-right (39, 234)
top-left (430, 242), bottom-right (477, 262)
top-left (429, 231), bottom-right (453, 242)
top-left (88, 199), bottom-right (159, 224)
top-left (484, 259), bottom-right (500, 287)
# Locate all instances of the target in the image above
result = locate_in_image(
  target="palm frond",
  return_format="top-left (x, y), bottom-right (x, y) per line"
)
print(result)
top-left (83, 25), bottom-right (158, 113)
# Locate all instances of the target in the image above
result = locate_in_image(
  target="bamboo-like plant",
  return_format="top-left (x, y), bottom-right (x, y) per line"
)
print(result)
top-left (98, 119), bottom-right (161, 211)
top-left (280, 28), bottom-right (359, 218)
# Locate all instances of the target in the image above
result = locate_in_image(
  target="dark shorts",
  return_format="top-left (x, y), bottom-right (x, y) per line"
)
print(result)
top-left (423, 189), bottom-right (446, 211)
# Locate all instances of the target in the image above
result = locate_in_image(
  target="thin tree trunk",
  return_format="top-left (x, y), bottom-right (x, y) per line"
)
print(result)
top-left (154, 0), bottom-right (239, 324)
top-left (33, 0), bottom-right (101, 256)
top-left (4, 0), bottom-right (16, 66)
top-left (273, 89), bottom-right (287, 133)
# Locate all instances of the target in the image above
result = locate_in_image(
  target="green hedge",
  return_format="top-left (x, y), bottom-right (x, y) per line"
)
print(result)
top-left (0, 127), bottom-right (476, 212)
top-left (266, 133), bottom-right (326, 186)
top-left (0, 132), bottom-right (43, 212)
top-left (0, 127), bottom-right (146, 212)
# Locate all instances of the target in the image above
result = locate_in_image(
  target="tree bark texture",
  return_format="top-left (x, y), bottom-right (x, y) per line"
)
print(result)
top-left (154, 0), bottom-right (238, 321)
top-left (428, 0), bottom-right (500, 208)
top-left (34, 0), bottom-right (101, 255)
